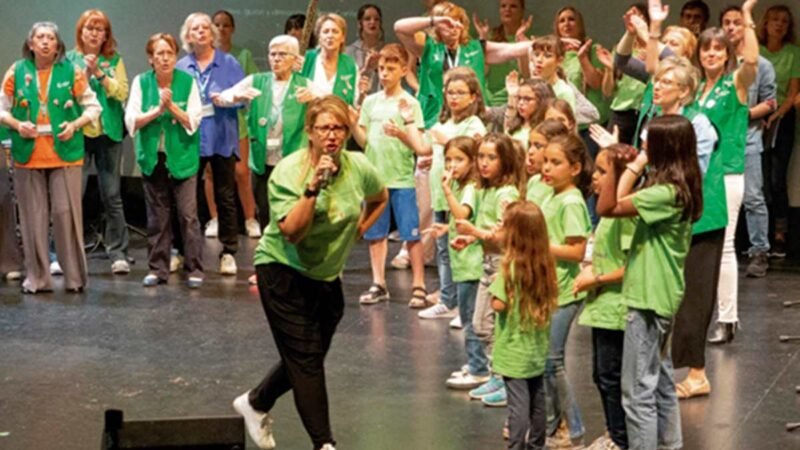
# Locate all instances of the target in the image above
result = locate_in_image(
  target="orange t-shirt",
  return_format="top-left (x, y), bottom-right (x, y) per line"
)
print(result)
top-left (3, 64), bottom-right (89, 169)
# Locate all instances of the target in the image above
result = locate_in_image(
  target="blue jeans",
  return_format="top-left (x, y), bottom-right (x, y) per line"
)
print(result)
top-left (743, 153), bottom-right (770, 254)
top-left (456, 280), bottom-right (489, 376)
top-left (621, 309), bottom-right (682, 450)
top-left (434, 210), bottom-right (455, 309)
top-left (82, 135), bottom-right (129, 262)
top-left (545, 302), bottom-right (585, 440)
top-left (593, 328), bottom-right (627, 449)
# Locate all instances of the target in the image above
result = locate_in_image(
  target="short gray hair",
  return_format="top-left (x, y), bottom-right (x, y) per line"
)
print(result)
top-left (269, 35), bottom-right (299, 55)
top-left (179, 12), bottom-right (220, 53)
top-left (23, 21), bottom-right (66, 62)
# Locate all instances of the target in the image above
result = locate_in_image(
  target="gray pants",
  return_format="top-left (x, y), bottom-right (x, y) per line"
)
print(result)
top-left (15, 166), bottom-right (88, 292)
top-left (142, 155), bottom-right (203, 280)
top-left (505, 375), bottom-right (546, 450)
top-left (0, 148), bottom-right (23, 274)
top-left (473, 253), bottom-right (501, 352)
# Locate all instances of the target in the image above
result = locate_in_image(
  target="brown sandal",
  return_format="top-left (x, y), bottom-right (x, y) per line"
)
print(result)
top-left (676, 377), bottom-right (711, 399)
top-left (408, 286), bottom-right (430, 309)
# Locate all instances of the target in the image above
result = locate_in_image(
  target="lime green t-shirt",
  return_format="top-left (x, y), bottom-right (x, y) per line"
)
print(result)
top-left (359, 90), bottom-right (424, 188)
top-left (578, 217), bottom-right (637, 331)
top-left (759, 43), bottom-right (800, 105)
top-left (526, 174), bottom-right (553, 206)
top-left (562, 46), bottom-right (610, 125)
top-left (623, 184), bottom-right (693, 318)
top-left (490, 267), bottom-right (551, 379)
top-left (552, 78), bottom-right (577, 112)
top-left (485, 34), bottom-right (518, 107)
top-left (510, 125), bottom-right (530, 150)
top-left (540, 187), bottom-right (591, 306)
top-left (475, 184), bottom-right (520, 238)
top-left (254, 149), bottom-right (385, 281)
top-left (231, 45), bottom-right (258, 139)
top-left (429, 116), bottom-right (487, 211)
top-left (448, 182), bottom-right (484, 282)
top-left (610, 73), bottom-right (647, 112)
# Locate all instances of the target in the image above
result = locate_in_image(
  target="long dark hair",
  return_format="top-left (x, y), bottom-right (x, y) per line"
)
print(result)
top-left (357, 4), bottom-right (384, 41)
top-left (507, 78), bottom-right (555, 134)
top-left (547, 133), bottom-right (593, 198)
top-left (479, 133), bottom-right (526, 194)
top-left (757, 5), bottom-right (796, 45)
top-left (642, 115), bottom-right (704, 222)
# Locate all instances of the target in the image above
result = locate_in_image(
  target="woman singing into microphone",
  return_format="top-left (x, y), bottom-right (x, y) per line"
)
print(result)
top-left (232, 94), bottom-right (388, 450)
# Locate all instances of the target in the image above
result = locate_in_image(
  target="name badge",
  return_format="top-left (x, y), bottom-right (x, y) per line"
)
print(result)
top-left (201, 103), bottom-right (215, 118)
top-left (266, 138), bottom-right (281, 151)
top-left (37, 124), bottom-right (52, 135)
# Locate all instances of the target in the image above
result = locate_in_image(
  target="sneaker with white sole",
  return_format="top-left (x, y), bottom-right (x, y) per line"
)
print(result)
top-left (469, 375), bottom-right (505, 400)
top-left (220, 254), bottom-right (237, 275)
top-left (390, 249), bottom-right (410, 269)
top-left (418, 303), bottom-right (458, 319)
top-left (246, 218), bottom-right (262, 238)
top-left (142, 274), bottom-right (161, 287)
top-left (320, 444), bottom-right (336, 450)
top-left (449, 315), bottom-right (463, 329)
top-left (5, 271), bottom-right (22, 281)
top-left (359, 284), bottom-right (390, 304)
top-left (111, 259), bottom-right (130, 275)
top-left (481, 386), bottom-right (507, 407)
top-left (426, 290), bottom-right (440, 304)
top-left (50, 261), bottom-right (63, 276)
top-left (187, 277), bottom-right (203, 289)
top-left (170, 253), bottom-right (183, 273)
top-left (446, 372), bottom-right (491, 390)
top-left (233, 392), bottom-right (275, 449)
top-left (450, 364), bottom-right (469, 378)
top-left (205, 218), bottom-right (219, 238)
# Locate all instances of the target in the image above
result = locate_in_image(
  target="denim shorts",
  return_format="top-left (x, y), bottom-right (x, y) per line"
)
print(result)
top-left (364, 188), bottom-right (421, 241)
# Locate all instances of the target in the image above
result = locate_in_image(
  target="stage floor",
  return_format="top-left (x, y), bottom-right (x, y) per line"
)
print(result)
top-left (1, 236), bottom-right (800, 449)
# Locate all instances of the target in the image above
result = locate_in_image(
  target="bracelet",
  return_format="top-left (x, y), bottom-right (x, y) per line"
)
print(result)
top-left (404, 119), bottom-right (414, 125)
top-left (625, 164), bottom-right (642, 177)
top-left (649, 33), bottom-right (661, 40)
top-left (430, 16), bottom-right (435, 28)
top-left (303, 184), bottom-right (319, 198)
top-left (745, 22), bottom-right (756, 30)
top-left (95, 72), bottom-right (106, 81)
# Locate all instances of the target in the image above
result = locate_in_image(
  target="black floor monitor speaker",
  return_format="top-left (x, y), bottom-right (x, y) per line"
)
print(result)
top-left (101, 409), bottom-right (245, 450)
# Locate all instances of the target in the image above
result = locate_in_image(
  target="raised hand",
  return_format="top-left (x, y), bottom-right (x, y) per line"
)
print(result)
top-left (358, 71), bottom-right (372, 96)
top-left (648, 0), bottom-right (669, 24)
top-left (630, 14), bottom-right (649, 41)
top-left (471, 13), bottom-right (490, 40)
top-left (589, 123), bottom-right (620, 149)
top-left (398, 98), bottom-right (415, 124)
top-left (577, 39), bottom-right (593, 60)
top-left (505, 70), bottom-right (520, 99)
top-left (595, 45), bottom-right (613, 69)
top-left (742, 0), bottom-right (758, 15)
top-left (434, 16), bottom-right (463, 33)
top-left (516, 15), bottom-right (534, 42)
top-left (295, 86), bottom-right (315, 104)
top-left (560, 37), bottom-right (582, 52)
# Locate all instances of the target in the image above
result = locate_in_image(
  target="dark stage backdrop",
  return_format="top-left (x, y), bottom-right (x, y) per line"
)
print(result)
top-left (0, 0), bottom-right (797, 176)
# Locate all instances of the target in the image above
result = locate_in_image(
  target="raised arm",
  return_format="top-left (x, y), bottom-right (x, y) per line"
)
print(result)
top-left (484, 40), bottom-right (531, 65)
top-left (733, 0), bottom-right (759, 103)
top-left (395, 16), bottom-right (463, 59)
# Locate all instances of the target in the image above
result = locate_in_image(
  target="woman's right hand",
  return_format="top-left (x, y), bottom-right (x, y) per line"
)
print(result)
top-left (648, 0), bottom-right (669, 24)
top-left (505, 70), bottom-right (520, 99)
top-left (433, 16), bottom-right (463, 33)
top-left (17, 121), bottom-right (37, 139)
top-left (309, 154), bottom-right (339, 191)
top-left (471, 14), bottom-right (490, 40)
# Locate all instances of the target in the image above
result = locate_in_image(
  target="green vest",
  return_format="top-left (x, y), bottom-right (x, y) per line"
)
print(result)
top-left (696, 73), bottom-right (748, 174)
top-left (300, 49), bottom-right (357, 105)
top-left (248, 72), bottom-right (309, 175)
top-left (133, 70), bottom-right (199, 180)
top-left (684, 106), bottom-right (727, 235)
top-left (10, 59), bottom-right (84, 164)
top-left (66, 50), bottom-right (125, 142)
top-left (632, 82), bottom-right (655, 149)
top-left (417, 36), bottom-right (487, 128)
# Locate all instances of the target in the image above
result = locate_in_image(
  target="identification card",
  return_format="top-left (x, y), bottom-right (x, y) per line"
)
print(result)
top-left (37, 124), bottom-right (53, 135)
top-left (201, 103), bottom-right (215, 118)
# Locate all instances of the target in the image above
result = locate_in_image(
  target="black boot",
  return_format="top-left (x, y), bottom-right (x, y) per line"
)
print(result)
top-left (708, 322), bottom-right (736, 344)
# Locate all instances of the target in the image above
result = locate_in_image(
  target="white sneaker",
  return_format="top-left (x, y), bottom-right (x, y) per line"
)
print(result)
top-left (170, 254), bottom-right (183, 273)
top-left (220, 254), bottom-right (237, 275)
top-left (446, 373), bottom-right (491, 390)
top-left (205, 218), bottom-right (219, 238)
top-left (50, 261), bottom-right (63, 276)
top-left (248, 273), bottom-right (258, 285)
top-left (320, 444), bottom-right (336, 450)
top-left (449, 315), bottom-right (463, 329)
top-left (5, 271), bottom-right (22, 281)
top-left (246, 218), bottom-right (262, 238)
top-left (390, 248), bottom-right (410, 269)
top-left (233, 392), bottom-right (275, 449)
top-left (111, 259), bottom-right (130, 274)
top-left (450, 364), bottom-right (469, 378)
top-left (418, 303), bottom-right (458, 319)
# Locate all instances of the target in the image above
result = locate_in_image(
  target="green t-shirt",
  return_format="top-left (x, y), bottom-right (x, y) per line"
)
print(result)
top-left (359, 90), bottom-right (424, 188)
top-left (623, 184), bottom-right (692, 318)
top-left (510, 125), bottom-right (530, 150)
top-left (429, 116), bottom-right (487, 211)
top-left (540, 187), bottom-right (591, 306)
top-left (231, 45), bottom-right (258, 139)
top-left (610, 72), bottom-right (647, 112)
top-left (485, 34), bottom-right (518, 107)
top-left (759, 43), bottom-right (800, 105)
top-left (448, 182), bottom-right (484, 282)
top-left (578, 217), bottom-right (637, 331)
top-left (526, 174), bottom-right (553, 206)
top-left (552, 78), bottom-right (576, 112)
top-left (490, 267), bottom-right (551, 379)
top-left (254, 149), bottom-right (385, 281)
top-left (562, 46), bottom-right (610, 125)
top-left (475, 184), bottom-right (520, 238)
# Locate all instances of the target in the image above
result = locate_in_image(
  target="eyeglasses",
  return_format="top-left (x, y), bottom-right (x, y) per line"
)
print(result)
top-left (313, 124), bottom-right (348, 136)
top-left (269, 51), bottom-right (294, 59)
top-left (654, 77), bottom-right (680, 89)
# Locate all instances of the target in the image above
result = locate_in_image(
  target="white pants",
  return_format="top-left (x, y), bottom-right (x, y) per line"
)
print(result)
top-left (717, 174), bottom-right (744, 323)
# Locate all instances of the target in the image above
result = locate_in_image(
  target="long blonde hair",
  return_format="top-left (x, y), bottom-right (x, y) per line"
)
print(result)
top-left (501, 201), bottom-right (558, 329)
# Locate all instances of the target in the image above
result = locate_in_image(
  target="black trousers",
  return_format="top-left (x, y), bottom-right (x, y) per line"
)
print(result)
top-left (765, 108), bottom-right (796, 224)
top-left (250, 263), bottom-right (344, 449)
top-left (504, 375), bottom-right (546, 450)
top-left (672, 229), bottom-right (725, 369)
top-left (607, 109), bottom-right (639, 146)
top-left (251, 164), bottom-right (274, 230)
top-left (198, 154), bottom-right (238, 256)
top-left (592, 327), bottom-right (627, 449)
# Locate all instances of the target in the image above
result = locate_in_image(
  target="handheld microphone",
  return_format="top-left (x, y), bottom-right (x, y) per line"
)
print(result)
top-left (319, 168), bottom-right (332, 189)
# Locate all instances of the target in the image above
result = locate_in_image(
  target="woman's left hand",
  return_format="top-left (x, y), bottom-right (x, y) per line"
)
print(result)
top-left (561, 37), bottom-right (582, 51)
top-left (471, 14), bottom-right (490, 40)
top-left (515, 16), bottom-right (534, 42)
top-left (56, 121), bottom-right (76, 141)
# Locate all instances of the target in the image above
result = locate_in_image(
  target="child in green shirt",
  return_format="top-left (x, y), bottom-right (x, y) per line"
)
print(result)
top-left (489, 200), bottom-right (558, 450)
top-left (596, 115), bottom-right (703, 450)
top-left (526, 119), bottom-right (568, 206)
